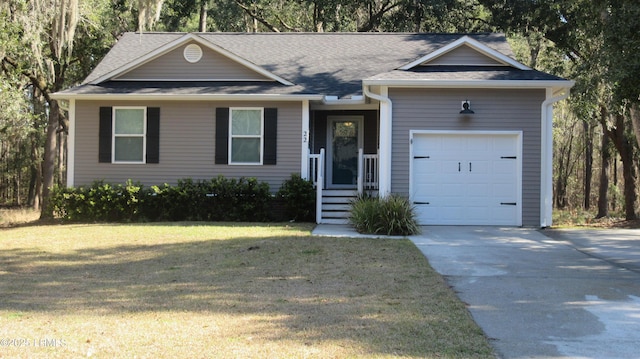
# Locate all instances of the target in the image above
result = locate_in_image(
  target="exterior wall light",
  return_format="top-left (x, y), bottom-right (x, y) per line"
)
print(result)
top-left (460, 100), bottom-right (474, 114)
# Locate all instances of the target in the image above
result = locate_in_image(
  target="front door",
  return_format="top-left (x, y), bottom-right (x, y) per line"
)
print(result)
top-left (327, 116), bottom-right (363, 188)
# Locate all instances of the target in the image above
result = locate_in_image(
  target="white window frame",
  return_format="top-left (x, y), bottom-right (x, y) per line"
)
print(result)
top-left (229, 107), bottom-right (264, 165)
top-left (112, 106), bottom-right (147, 164)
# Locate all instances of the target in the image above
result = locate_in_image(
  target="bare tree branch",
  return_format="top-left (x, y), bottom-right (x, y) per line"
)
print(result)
top-left (234, 0), bottom-right (280, 32)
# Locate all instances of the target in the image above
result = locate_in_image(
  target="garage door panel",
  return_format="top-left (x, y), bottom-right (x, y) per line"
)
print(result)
top-left (493, 136), bottom-right (517, 152)
top-left (414, 161), bottom-right (438, 176)
top-left (468, 160), bottom-right (489, 174)
top-left (440, 160), bottom-right (461, 173)
top-left (411, 132), bottom-right (520, 226)
top-left (467, 183), bottom-right (489, 195)
top-left (493, 161), bottom-right (517, 174)
top-left (467, 136), bottom-right (490, 151)
top-left (492, 183), bottom-right (517, 197)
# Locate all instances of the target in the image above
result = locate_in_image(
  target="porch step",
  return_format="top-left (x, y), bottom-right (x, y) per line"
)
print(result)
top-left (320, 190), bottom-right (357, 224)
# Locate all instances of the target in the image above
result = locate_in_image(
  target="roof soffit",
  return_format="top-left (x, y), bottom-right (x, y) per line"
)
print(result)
top-left (90, 33), bottom-right (294, 86)
top-left (398, 35), bottom-right (531, 71)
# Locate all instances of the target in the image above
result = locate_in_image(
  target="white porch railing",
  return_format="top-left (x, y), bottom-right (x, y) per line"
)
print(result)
top-left (363, 151), bottom-right (379, 190)
top-left (309, 148), bottom-right (377, 224)
top-left (308, 148), bottom-right (324, 188)
top-left (310, 148), bottom-right (378, 192)
top-left (308, 148), bottom-right (325, 224)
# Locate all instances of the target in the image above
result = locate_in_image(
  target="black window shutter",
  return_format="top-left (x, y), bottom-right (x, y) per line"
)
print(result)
top-left (98, 107), bottom-right (113, 163)
top-left (263, 108), bottom-right (277, 165)
top-left (215, 108), bottom-right (229, 164)
top-left (146, 107), bottom-right (160, 163)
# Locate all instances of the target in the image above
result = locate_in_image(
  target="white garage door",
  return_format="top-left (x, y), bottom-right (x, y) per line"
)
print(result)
top-left (411, 132), bottom-right (521, 226)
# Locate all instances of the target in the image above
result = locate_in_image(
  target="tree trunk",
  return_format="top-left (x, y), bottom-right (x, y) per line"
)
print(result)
top-left (630, 103), bottom-right (640, 150)
top-left (199, 0), bottom-right (208, 32)
top-left (583, 121), bottom-right (594, 209)
top-left (609, 113), bottom-right (638, 220)
top-left (413, 0), bottom-right (422, 32)
top-left (596, 130), bottom-right (610, 218)
top-left (314, 3), bottom-right (324, 32)
top-left (554, 123), bottom-right (575, 209)
top-left (39, 100), bottom-right (59, 219)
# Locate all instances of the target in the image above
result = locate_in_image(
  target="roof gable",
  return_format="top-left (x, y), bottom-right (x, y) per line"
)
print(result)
top-left (399, 35), bottom-right (530, 70)
top-left (91, 34), bottom-right (293, 85)
top-left (115, 41), bottom-right (273, 81)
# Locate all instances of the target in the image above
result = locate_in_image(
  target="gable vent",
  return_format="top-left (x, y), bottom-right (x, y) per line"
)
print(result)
top-left (183, 44), bottom-right (203, 63)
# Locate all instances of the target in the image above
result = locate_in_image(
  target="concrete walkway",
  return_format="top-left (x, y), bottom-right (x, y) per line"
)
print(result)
top-left (312, 224), bottom-right (640, 359)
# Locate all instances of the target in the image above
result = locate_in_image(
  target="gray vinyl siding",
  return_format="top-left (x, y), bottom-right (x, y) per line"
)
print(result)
top-left (74, 100), bottom-right (302, 192)
top-left (424, 45), bottom-right (504, 66)
top-left (389, 88), bottom-right (545, 226)
top-left (116, 42), bottom-right (270, 81)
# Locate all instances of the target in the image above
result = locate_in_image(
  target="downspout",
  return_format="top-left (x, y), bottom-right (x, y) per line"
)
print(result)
top-left (540, 87), bottom-right (571, 227)
top-left (364, 85), bottom-right (392, 197)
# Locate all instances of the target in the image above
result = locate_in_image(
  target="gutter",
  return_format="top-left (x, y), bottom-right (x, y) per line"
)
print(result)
top-left (49, 93), bottom-right (325, 102)
top-left (363, 79), bottom-right (575, 90)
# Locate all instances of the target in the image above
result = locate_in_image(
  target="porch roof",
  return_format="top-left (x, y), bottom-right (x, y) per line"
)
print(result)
top-left (364, 66), bottom-right (574, 90)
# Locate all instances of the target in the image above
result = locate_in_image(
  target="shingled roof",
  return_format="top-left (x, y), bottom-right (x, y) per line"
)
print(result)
top-left (56, 32), bottom-right (568, 99)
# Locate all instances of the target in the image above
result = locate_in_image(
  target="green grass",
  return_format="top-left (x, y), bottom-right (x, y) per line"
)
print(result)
top-left (0, 222), bottom-right (494, 358)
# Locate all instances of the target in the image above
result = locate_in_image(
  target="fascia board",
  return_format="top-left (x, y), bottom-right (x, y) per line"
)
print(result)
top-left (90, 33), bottom-right (294, 86)
top-left (398, 35), bottom-right (531, 71)
top-left (50, 92), bottom-right (324, 101)
top-left (363, 78), bottom-right (575, 90)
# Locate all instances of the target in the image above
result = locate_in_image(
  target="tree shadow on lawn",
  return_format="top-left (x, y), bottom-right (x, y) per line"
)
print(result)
top-left (0, 231), bottom-right (491, 357)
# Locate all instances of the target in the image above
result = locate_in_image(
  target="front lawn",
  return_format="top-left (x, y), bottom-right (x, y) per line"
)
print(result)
top-left (0, 222), bottom-right (494, 358)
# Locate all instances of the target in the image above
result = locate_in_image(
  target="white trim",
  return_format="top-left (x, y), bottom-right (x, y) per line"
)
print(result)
top-left (540, 87), bottom-right (571, 227)
top-left (301, 100), bottom-right (310, 180)
top-left (399, 35), bottom-right (531, 70)
top-left (66, 99), bottom-right (76, 187)
top-left (409, 130), bottom-right (523, 226)
top-left (112, 106), bottom-right (147, 164)
top-left (90, 33), bottom-right (294, 86)
top-left (311, 103), bottom-right (379, 111)
top-left (111, 78), bottom-right (276, 82)
top-left (50, 93), bottom-right (324, 101)
top-left (363, 79), bottom-right (575, 90)
top-left (228, 107), bottom-right (264, 166)
top-left (321, 96), bottom-right (366, 106)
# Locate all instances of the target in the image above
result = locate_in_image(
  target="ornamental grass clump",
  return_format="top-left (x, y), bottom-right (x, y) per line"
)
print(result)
top-left (349, 194), bottom-right (421, 236)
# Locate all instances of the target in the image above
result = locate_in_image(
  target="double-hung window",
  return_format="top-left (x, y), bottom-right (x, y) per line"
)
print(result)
top-left (229, 108), bottom-right (263, 165)
top-left (113, 107), bottom-right (146, 163)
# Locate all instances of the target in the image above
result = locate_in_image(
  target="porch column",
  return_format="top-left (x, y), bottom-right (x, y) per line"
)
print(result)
top-left (300, 100), bottom-right (310, 180)
top-left (540, 87), bottom-right (571, 227)
top-left (378, 87), bottom-right (392, 197)
top-left (66, 99), bottom-right (76, 187)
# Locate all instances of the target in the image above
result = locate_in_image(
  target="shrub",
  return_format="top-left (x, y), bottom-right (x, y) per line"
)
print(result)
top-left (276, 174), bottom-right (316, 222)
top-left (349, 194), bottom-right (421, 236)
top-left (49, 176), bottom-right (272, 223)
top-left (48, 180), bottom-right (143, 222)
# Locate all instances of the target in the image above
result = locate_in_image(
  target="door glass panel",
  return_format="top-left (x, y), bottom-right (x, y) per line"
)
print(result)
top-left (332, 121), bottom-right (358, 185)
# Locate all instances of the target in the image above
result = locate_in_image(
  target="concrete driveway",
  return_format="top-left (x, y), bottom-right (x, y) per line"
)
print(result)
top-left (410, 226), bottom-right (640, 359)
